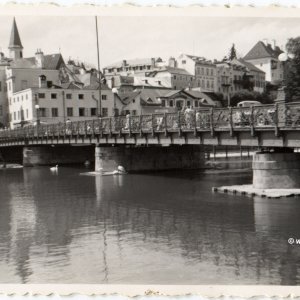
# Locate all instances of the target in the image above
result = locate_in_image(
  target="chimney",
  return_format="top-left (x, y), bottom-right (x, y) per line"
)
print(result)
top-left (168, 57), bottom-right (177, 68)
top-left (122, 60), bottom-right (127, 71)
top-left (35, 48), bottom-right (44, 68)
top-left (38, 75), bottom-right (47, 88)
top-left (151, 58), bottom-right (156, 68)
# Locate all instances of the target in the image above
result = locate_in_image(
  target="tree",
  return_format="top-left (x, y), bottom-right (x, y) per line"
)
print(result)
top-left (230, 89), bottom-right (273, 107)
top-left (228, 43), bottom-right (237, 60)
top-left (285, 37), bottom-right (300, 101)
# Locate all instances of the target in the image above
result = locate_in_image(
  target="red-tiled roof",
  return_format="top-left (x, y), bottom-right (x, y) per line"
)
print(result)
top-left (244, 41), bottom-right (283, 60)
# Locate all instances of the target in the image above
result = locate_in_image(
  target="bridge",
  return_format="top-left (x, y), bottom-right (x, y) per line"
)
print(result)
top-left (1, 101), bottom-right (300, 190)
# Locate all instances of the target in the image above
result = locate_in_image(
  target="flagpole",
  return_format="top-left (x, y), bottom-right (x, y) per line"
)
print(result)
top-left (95, 16), bottom-right (102, 117)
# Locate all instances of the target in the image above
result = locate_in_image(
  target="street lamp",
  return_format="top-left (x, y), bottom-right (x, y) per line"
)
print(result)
top-left (35, 103), bottom-right (40, 125)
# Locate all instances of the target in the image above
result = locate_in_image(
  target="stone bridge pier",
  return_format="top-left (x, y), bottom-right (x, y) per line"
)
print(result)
top-left (252, 149), bottom-right (300, 189)
top-left (95, 145), bottom-right (205, 172)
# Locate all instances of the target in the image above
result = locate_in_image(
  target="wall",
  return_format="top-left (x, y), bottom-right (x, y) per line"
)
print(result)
top-left (23, 145), bottom-right (94, 166)
top-left (95, 145), bottom-right (205, 172)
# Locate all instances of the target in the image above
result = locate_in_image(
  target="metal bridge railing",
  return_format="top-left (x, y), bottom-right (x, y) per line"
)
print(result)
top-left (1, 102), bottom-right (300, 142)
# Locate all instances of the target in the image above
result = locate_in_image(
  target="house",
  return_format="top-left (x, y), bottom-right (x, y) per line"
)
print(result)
top-left (8, 75), bottom-right (122, 128)
top-left (244, 40), bottom-right (284, 84)
top-left (176, 53), bottom-right (218, 92)
top-left (103, 57), bottom-right (166, 78)
top-left (148, 66), bottom-right (194, 90)
top-left (118, 88), bottom-right (217, 116)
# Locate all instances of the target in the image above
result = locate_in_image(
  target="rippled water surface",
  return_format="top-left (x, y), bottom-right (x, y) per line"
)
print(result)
top-left (0, 167), bottom-right (300, 284)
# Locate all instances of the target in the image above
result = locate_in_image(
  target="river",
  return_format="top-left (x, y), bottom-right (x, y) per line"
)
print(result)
top-left (0, 166), bottom-right (300, 285)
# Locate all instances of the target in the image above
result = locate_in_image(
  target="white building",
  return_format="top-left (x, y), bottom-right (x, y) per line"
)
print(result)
top-left (244, 41), bottom-right (284, 84)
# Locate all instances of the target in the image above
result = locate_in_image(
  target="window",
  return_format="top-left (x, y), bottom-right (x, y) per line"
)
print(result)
top-left (211, 69), bottom-right (214, 76)
top-left (40, 108), bottom-right (47, 117)
top-left (174, 75), bottom-right (176, 80)
top-left (67, 107), bottom-right (73, 117)
top-left (187, 100), bottom-right (191, 107)
top-left (47, 81), bottom-right (53, 88)
top-left (52, 108), bottom-right (58, 117)
top-left (194, 100), bottom-right (199, 107)
top-left (66, 93), bottom-right (72, 99)
top-left (17, 111), bottom-right (20, 119)
top-left (78, 94), bottom-right (84, 100)
top-left (132, 110), bottom-right (137, 116)
top-left (161, 99), bottom-right (166, 107)
top-left (8, 81), bottom-right (11, 91)
top-left (79, 108), bottom-right (85, 117)
top-left (21, 80), bottom-right (28, 90)
top-left (26, 109), bottom-right (28, 119)
top-left (91, 108), bottom-right (97, 116)
top-left (26, 94), bottom-right (28, 100)
top-left (182, 60), bottom-right (186, 64)
top-left (0, 82), bottom-right (2, 91)
top-left (51, 93), bottom-right (57, 99)
top-left (169, 100), bottom-right (174, 107)
top-left (102, 107), bottom-right (108, 117)
top-left (13, 112), bottom-right (16, 120)
top-left (102, 94), bottom-right (107, 100)
top-left (39, 93), bottom-right (45, 99)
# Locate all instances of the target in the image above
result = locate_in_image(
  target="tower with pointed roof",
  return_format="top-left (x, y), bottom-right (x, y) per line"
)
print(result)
top-left (8, 17), bottom-right (23, 60)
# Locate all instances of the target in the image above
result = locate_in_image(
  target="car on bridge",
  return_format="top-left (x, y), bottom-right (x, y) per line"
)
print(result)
top-left (236, 100), bottom-right (262, 108)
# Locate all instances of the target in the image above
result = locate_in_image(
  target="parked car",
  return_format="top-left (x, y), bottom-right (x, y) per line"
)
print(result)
top-left (236, 100), bottom-right (262, 108)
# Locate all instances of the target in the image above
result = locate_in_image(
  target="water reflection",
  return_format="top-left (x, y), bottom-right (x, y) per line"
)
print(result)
top-left (0, 167), bottom-right (299, 284)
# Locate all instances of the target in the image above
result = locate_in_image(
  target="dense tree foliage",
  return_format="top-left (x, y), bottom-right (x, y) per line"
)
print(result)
top-left (285, 37), bottom-right (300, 102)
top-left (228, 44), bottom-right (237, 60)
top-left (230, 89), bottom-right (273, 107)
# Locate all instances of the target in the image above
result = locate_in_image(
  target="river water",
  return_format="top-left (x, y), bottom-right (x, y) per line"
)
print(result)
top-left (0, 166), bottom-right (300, 285)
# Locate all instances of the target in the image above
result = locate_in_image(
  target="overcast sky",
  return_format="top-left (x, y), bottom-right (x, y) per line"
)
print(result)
top-left (1, 16), bottom-right (300, 68)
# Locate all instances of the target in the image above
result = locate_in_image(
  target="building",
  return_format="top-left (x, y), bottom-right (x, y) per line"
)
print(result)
top-left (244, 40), bottom-right (284, 84)
top-left (118, 88), bottom-right (217, 115)
top-left (148, 66), bottom-right (194, 90)
top-left (0, 53), bottom-right (11, 127)
top-left (103, 57), bottom-right (166, 78)
top-left (176, 53), bottom-right (218, 92)
top-left (5, 17), bottom-right (120, 128)
top-left (8, 76), bottom-right (122, 128)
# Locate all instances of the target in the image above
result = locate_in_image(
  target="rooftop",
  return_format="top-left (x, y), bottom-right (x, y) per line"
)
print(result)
top-left (244, 41), bottom-right (283, 60)
top-left (104, 57), bottom-right (162, 69)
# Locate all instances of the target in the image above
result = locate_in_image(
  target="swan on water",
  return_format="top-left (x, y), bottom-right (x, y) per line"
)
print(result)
top-left (50, 165), bottom-right (58, 171)
top-left (117, 166), bottom-right (126, 173)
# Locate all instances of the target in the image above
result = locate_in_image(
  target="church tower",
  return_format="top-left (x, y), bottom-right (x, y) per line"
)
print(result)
top-left (8, 17), bottom-right (23, 60)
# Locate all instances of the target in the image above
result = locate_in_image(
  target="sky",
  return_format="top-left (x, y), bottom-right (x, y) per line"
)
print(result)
top-left (1, 16), bottom-right (300, 69)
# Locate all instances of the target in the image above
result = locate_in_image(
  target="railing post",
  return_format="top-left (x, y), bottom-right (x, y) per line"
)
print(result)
top-left (139, 115), bottom-right (143, 137)
top-left (128, 115), bottom-right (132, 137)
top-left (210, 107), bottom-right (214, 137)
top-left (178, 111), bottom-right (182, 136)
top-left (193, 110), bottom-right (197, 137)
top-left (164, 113), bottom-right (168, 136)
top-left (99, 118), bottom-right (103, 138)
top-left (151, 114), bottom-right (155, 136)
top-left (229, 107), bottom-right (234, 137)
top-left (274, 103), bottom-right (280, 137)
top-left (250, 106), bottom-right (255, 137)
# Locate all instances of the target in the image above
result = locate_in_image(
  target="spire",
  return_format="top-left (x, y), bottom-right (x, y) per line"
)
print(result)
top-left (9, 17), bottom-right (23, 49)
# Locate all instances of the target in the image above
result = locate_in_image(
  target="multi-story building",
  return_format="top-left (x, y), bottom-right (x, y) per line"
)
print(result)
top-left (176, 53), bottom-right (218, 92)
top-left (0, 53), bottom-right (10, 127)
top-left (103, 57), bottom-right (166, 78)
top-left (148, 66), bottom-right (194, 90)
top-left (244, 40), bottom-right (284, 84)
top-left (8, 75), bottom-right (122, 128)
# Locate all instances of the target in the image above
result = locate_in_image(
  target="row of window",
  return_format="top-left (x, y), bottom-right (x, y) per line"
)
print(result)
top-left (161, 99), bottom-right (203, 108)
top-left (38, 93), bottom-right (108, 100)
top-left (173, 75), bottom-right (193, 81)
top-left (196, 67), bottom-right (215, 77)
top-left (196, 79), bottom-right (215, 90)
